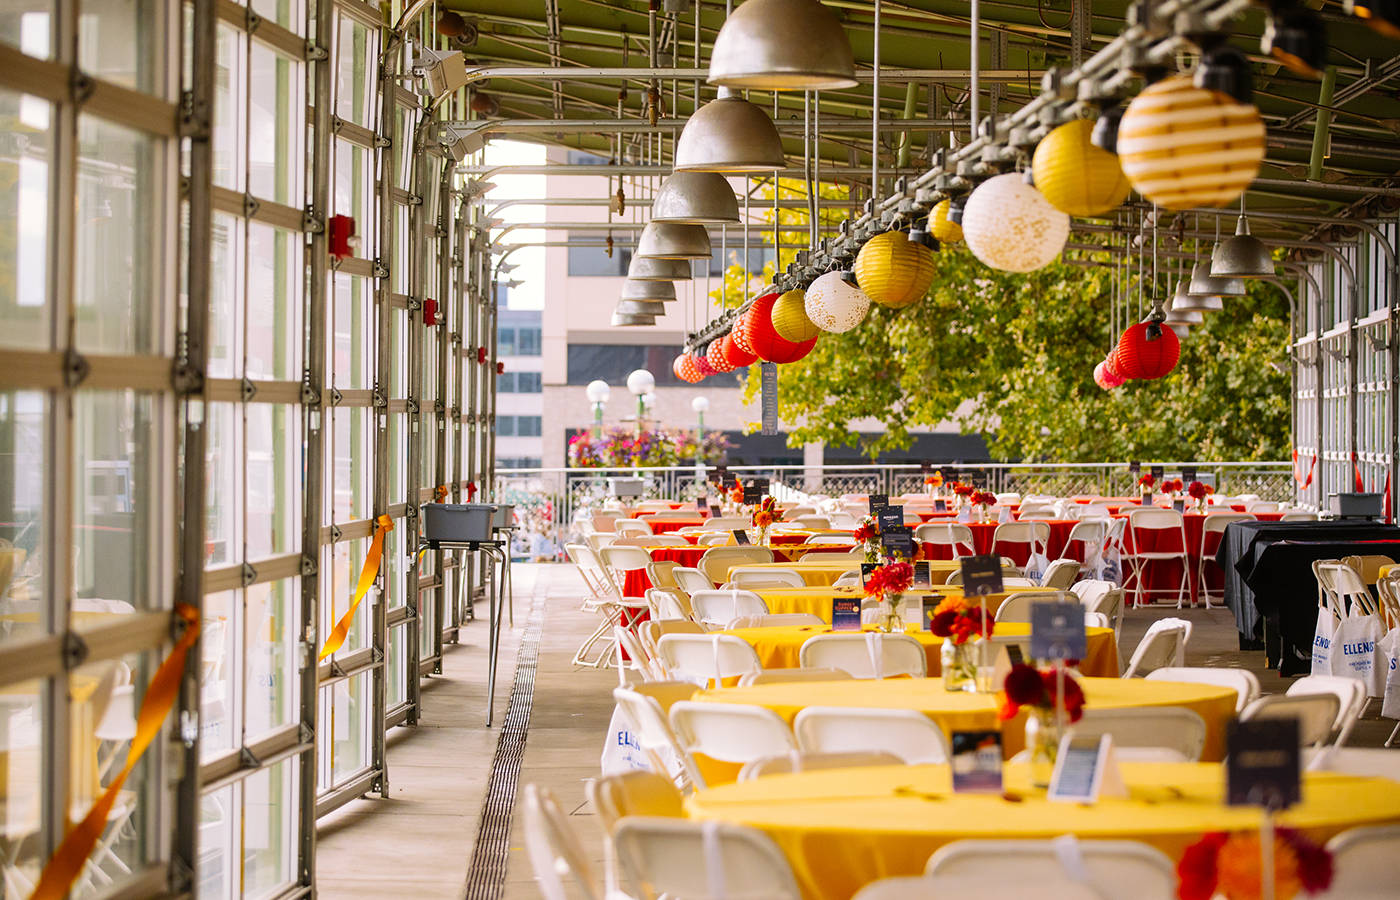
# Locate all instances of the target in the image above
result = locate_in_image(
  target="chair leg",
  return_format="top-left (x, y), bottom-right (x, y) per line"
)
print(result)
top-left (1386, 720), bottom-right (1400, 748)
top-left (1176, 556), bottom-right (1189, 609)
top-left (572, 616), bottom-right (615, 668)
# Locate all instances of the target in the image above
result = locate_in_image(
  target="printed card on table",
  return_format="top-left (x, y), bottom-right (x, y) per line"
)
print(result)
top-left (860, 563), bottom-right (878, 590)
top-left (881, 526), bottom-right (915, 560)
top-left (832, 597), bottom-right (861, 631)
top-left (1030, 601), bottom-right (1087, 661)
top-left (951, 731), bottom-right (1004, 793)
top-left (868, 493), bottom-right (889, 514)
top-left (913, 560), bottom-right (931, 587)
top-left (959, 555), bottom-right (1003, 596)
top-left (732, 529), bottom-right (750, 546)
top-left (1227, 719), bottom-right (1301, 811)
top-left (922, 595), bottom-right (941, 630)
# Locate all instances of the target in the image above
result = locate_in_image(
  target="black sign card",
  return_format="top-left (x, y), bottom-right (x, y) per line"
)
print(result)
top-left (708, 504), bottom-right (722, 518)
top-left (1172, 499), bottom-right (1186, 513)
top-left (877, 505), bottom-right (904, 531)
top-left (868, 493), bottom-right (888, 514)
top-left (742, 486), bottom-right (765, 505)
top-left (881, 526), bottom-right (915, 559)
top-left (860, 562), bottom-right (878, 590)
top-left (732, 529), bottom-right (750, 545)
top-left (934, 498), bottom-right (948, 512)
top-left (696, 496), bottom-right (707, 510)
top-left (1226, 719), bottom-right (1301, 811)
top-left (832, 597), bottom-right (861, 631)
top-left (1150, 464), bottom-right (1164, 480)
top-left (959, 554), bottom-right (1003, 596)
top-left (921, 461), bottom-right (933, 474)
top-left (1030, 601), bottom-right (1088, 661)
top-left (913, 560), bottom-right (931, 587)
top-left (1182, 466), bottom-right (1198, 483)
top-left (1129, 460), bottom-right (1141, 476)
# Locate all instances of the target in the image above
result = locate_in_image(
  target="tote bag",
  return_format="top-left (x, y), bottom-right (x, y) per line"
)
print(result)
top-left (1311, 598), bottom-right (1337, 677)
top-left (1380, 627), bottom-right (1400, 721)
top-left (1330, 602), bottom-right (1384, 697)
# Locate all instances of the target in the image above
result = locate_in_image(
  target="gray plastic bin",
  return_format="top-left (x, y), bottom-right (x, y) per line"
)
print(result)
top-left (421, 503), bottom-right (497, 543)
top-left (491, 503), bottom-right (515, 528)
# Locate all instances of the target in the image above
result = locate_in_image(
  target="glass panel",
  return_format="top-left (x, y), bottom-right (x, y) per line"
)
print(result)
top-left (381, 528), bottom-right (403, 612)
top-left (0, 90), bottom-right (52, 349)
top-left (201, 590), bottom-right (238, 758)
top-left (245, 404), bottom-right (300, 560)
top-left (326, 407), bottom-right (371, 524)
top-left (245, 578), bottom-right (299, 737)
top-left (330, 273), bottom-right (372, 389)
top-left (333, 14), bottom-right (375, 127)
top-left (250, 0), bottom-right (303, 36)
top-left (207, 213), bottom-right (242, 379)
top-left (387, 413), bottom-right (407, 504)
top-left (242, 760), bottom-right (297, 896)
top-left (198, 782), bottom-right (237, 899)
top-left (318, 671), bottom-right (370, 789)
top-left (248, 41), bottom-right (303, 206)
top-left (386, 624), bottom-right (407, 708)
top-left (73, 391), bottom-right (155, 618)
top-left (0, 677), bottom-right (44, 886)
top-left (245, 223), bottom-right (302, 381)
top-left (0, 391), bottom-right (45, 637)
top-left (322, 537), bottom-right (369, 654)
top-left (1, 5), bottom-right (53, 59)
top-left (212, 23), bottom-right (245, 193)
top-left (204, 402), bottom-right (240, 568)
top-left (77, 0), bottom-right (163, 94)
top-left (74, 116), bottom-right (159, 355)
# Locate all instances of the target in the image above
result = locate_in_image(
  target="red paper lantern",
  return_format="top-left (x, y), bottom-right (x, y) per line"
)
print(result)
top-left (768, 333), bottom-right (818, 363)
top-left (731, 309), bottom-right (756, 356)
top-left (745, 292), bottom-right (808, 362)
top-left (707, 339), bottom-right (736, 373)
top-left (1115, 322), bottom-right (1180, 380)
top-left (721, 333), bottom-right (756, 369)
top-left (693, 352), bottom-right (717, 377)
top-left (673, 353), bottom-right (704, 383)
top-left (1093, 360), bottom-right (1124, 390)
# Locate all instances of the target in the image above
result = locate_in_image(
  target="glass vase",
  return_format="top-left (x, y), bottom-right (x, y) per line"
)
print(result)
top-left (878, 596), bottom-right (905, 633)
top-left (940, 640), bottom-right (977, 692)
top-left (1024, 707), bottom-right (1063, 789)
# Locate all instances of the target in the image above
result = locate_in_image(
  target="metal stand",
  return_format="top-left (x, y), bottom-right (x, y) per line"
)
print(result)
top-left (495, 524), bottom-right (517, 626)
top-left (417, 539), bottom-right (508, 725)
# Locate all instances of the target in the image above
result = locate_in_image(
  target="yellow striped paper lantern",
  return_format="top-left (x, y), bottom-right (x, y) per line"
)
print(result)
top-left (931, 198), bottom-right (963, 243)
top-left (770, 289), bottom-right (819, 341)
top-left (1116, 75), bottom-right (1265, 211)
top-left (1031, 119), bottom-right (1132, 217)
top-left (853, 231), bottom-right (936, 309)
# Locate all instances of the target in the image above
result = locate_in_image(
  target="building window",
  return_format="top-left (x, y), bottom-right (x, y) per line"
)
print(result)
top-left (500, 327), bottom-right (540, 356)
top-left (567, 231), bottom-right (632, 276)
top-left (498, 457), bottom-right (543, 469)
top-left (566, 150), bottom-right (610, 165)
top-left (496, 415), bottom-right (542, 436)
top-left (569, 344), bottom-right (720, 386)
top-left (709, 244), bottom-right (774, 277)
top-left (498, 372), bottom-right (541, 393)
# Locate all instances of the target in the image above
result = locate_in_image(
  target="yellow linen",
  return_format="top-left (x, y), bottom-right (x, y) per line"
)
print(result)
top-left (685, 763), bottom-right (1400, 900)
top-left (750, 585), bottom-right (1040, 622)
top-left (732, 560), bottom-right (963, 587)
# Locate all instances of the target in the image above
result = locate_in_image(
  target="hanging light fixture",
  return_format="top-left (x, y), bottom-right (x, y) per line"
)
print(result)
top-left (1187, 216), bottom-right (1245, 301)
top-left (1193, 45), bottom-right (1254, 104)
top-left (961, 173), bottom-right (1070, 273)
top-left (1211, 202), bottom-right (1273, 278)
top-left (620, 279), bottom-right (677, 302)
top-left (930, 199), bottom-right (963, 243)
top-left (635, 222), bottom-right (712, 260)
top-left (707, 0), bottom-right (858, 90)
top-left (627, 256), bottom-right (693, 281)
top-left (1344, 0), bottom-right (1400, 39)
top-left (1090, 103), bottom-right (1125, 154)
top-left (1263, 2), bottom-right (1328, 77)
top-left (1031, 118), bottom-right (1132, 217)
top-left (1164, 290), bottom-right (1205, 326)
top-left (612, 311), bottom-right (656, 326)
top-left (615, 300), bottom-right (666, 317)
top-left (804, 270), bottom-right (871, 333)
top-left (674, 90), bottom-right (785, 173)
top-left (1166, 323), bottom-right (1193, 339)
top-left (651, 172), bottom-right (741, 224)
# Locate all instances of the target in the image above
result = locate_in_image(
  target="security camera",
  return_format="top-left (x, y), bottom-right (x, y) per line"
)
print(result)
top-left (415, 47), bottom-right (468, 99)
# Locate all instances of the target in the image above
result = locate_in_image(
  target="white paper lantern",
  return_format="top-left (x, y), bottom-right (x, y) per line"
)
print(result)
top-left (961, 173), bottom-right (1070, 273)
top-left (803, 270), bottom-right (871, 333)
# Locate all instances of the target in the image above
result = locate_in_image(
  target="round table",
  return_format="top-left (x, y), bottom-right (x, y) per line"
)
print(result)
top-left (734, 560), bottom-right (962, 588)
top-left (684, 762), bottom-right (1400, 900)
top-left (919, 520), bottom-right (1079, 565)
top-left (714, 624), bottom-right (1120, 681)
top-left (747, 585), bottom-right (1044, 622)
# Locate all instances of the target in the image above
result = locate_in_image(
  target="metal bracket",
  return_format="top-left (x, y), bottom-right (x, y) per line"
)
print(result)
top-left (304, 40), bottom-right (329, 61)
top-left (372, 389), bottom-right (388, 409)
top-left (330, 524), bottom-right (343, 543)
top-left (373, 259), bottom-right (390, 278)
top-left (168, 856), bottom-right (195, 895)
top-left (371, 648), bottom-right (384, 664)
top-left (61, 631), bottom-right (89, 670)
top-left (374, 135), bottom-right (391, 149)
top-left (239, 746), bottom-right (262, 769)
top-left (245, 9), bottom-right (263, 33)
top-left (407, 398), bottom-right (420, 414)
top-left (240, 377), bottom-right (257, 402)
top-left (241, 562), bottom-right (257, 587)
top-left (301, 381), bottom-right (321, 406)
top-left (171, 358), bottom-right (202, 395)
top-left (407, 296), bottom-right (422, 311)
top-left (70, 70), bottom-right (94, 105)
top-left (63, 347), bottom-right (91, 388)
top-left (177, 90), bottom-right (210, 140)
top-left (300, 555), bottom-right (317, 576)
top-left (244, 193), bottom-right (261, 218)
top-left (298, 722), bottom-right (315, 744)
top-left (405, 504), bottom-right (418, 519)
top-left (330, 387), bottom-right (344, 406)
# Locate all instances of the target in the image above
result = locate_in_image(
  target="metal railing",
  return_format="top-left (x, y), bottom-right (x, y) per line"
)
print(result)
top-left (494, 461), bottom-right (1295, 554)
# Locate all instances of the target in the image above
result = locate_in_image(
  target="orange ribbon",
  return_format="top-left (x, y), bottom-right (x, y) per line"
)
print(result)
top-left (30, 604), bottom-right (201, 900)
top-left (319, 514), bottom-right (393, 661)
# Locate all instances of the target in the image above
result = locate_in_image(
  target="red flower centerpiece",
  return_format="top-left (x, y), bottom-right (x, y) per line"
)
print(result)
top-left (1177, 828), bottom-right (1333, 900)
top-left (750, 496), bottom-right (781, 544)
top-left (1187, 479), bottom-right (1209, 512)
top-left (853, 515), bottom-right (881, 563)
top-left (924, 471), bottom-right (944, 496)
top-left (997, 663), bottom-right (1087, 786)
top-left (864, 560), bottom-right (914, 632)
top-left (970, 489), bottom-right (997, 523)
top-left (930, 596), bottom-right (994, 691)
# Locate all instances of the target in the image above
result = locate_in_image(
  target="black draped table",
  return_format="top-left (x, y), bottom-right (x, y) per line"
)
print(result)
top-left (1216, 520), bottom-right (1400, 675)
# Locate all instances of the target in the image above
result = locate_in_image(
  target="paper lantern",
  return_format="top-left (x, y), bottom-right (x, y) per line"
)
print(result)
top-left (803, 271), bottom-right (871, 333)
top-left (770, 333), bottom-right (818, 364)
top-left (746, 291), bottom-right (805, 362)
top-left (1093, 359), bottom-right (1125, 390)
top-left (1116, 75), bottom-right (1265, 211)
top-left (770, 289), bottom-right (819, 341)
top-left (694, 352), bottom-right (718, 377)
top-left (853, 231), bottom-right (936, 309)
top-left (721, 333), bottom-right (757, 368)
top-left (732, 308), bottom-right (757, 355)
top-left (931, 198), bottom-right (963, 243)
top-left (1115, 322), bottom-right (1180, 380)
top-left (961, 174), bottom-right (1070, 273)
top-left (1030, 119), bottom-right (1133, 217)
top-left (706, 339), bottom-right (736, 373)
top-left (673, 353), bottom-right (704, 383)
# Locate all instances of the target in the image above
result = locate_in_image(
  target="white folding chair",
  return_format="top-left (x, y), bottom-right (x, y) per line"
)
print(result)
top-left (914, 522), bottom-right (976, 558)
top-left (668, 701), bottom-right (798, 788)
top-left (673, 566), bottom-right (713, 594)
top-left (794, 706), bottom-right (951, 764)
top-left (1198, 513), bottom-right (1254, 608)
top-left (925, 838), bottom-right (1177, 900)
top-left (1145, 666), bottom-right (1260, 712)
top-left (1245, 500), bottom-right (1281, 513)
top-left (993, 590), bottom-right (1072, 624)
top-left (639, 619), bottom-right (705, 663)
top-left (612, 682), bottom-right (704, 790)
top-left (1123, 508), bottom-right (1190, 608)
top-left (1040, 558), bottom-right (1080, 590)
top-left (698, 547), bottom-right (776, 584)
top-left (1317, 824), bottom-right (1400, 900)
top-left (727, 613), bottom-right (824, 629)
top-left (586, 533), bottom-right (618, 553)
top-left (645, 587), bottom-right (694, 622)
top-left (798, 633), bottom-right (928, 679)
top-left (613, 817), bottom-right (804, 900)
top-left (640, 534), bottom-right (691, 547)
top-left (991, 521), bottom-right (1049, 561)
top-left (614, 625), bottom-right (664, 685)
top-left (737, 667), bottom-right (853, 687)
top-left (689, 589), bottom-right (769, 629)
top-left (1280, 511), bottom-right (1319, 521)
top-left (738, 749), bottom-right (903, 781)
top-left (803, 533), bottom-right (855, 546)
top-left (1065, 519), bottom-right (1109, 573)
top-left (995, 492), bottom-right (1022, 506)
top-left (1068, 707), bottom-right (1207, 762)
top-left (1077, 584), bottom-right (1125, 645)
top-left (1241, 693), bottom-right (1342, 748)
top-left (793, 515), bottom-right (831, 529)
top-left (614, 519), bottom-right (652, 538)
top-left (1287, 674), bottom-right (1368, 745)
top-left (1319, 562), bottom-right (1381, 617)
top-left (854, 877), bottom-right (948, 899)
top-left (1084, 611), bottom-right (1110, 629)
top-left (655, 633), bottom-right (764, 688)
top-left (1121, 618), bottom-right (1191, 678)
top-left (727, 566), bottom-right (804, 588)
top-left (521, 784), bottom-right (604, 900)
top-left (696, 532), bottom-right (731, 546)
top-left (586, 513), bottom-right (619, 534)
top-left (565, 542), bottom-right (610, 599)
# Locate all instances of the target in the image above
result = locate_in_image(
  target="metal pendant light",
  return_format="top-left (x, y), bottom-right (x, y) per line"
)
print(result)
top-left (674, 89), bottom-right (785, 173)
top-left (1165, 288), bottom-right (1205, 325)
top-left (1167, 322), bottom-right (1193, 339)
top-left (627, 256), bottom-right (693, 281)
top-left (635, 222), bottom-right (712, 260)
top-left (611, 311), bottom-right (656, 326)
top-left (620, 279), bottom-right (677, 302)
top-left (651, 172), bottom-right (741, 224)
top-left (707, 0), bottom-right (858, 91)
top-left (1211, 203), bottom-right (1273, 278)
top-left (615, 300), bottom-right (667, 317)
top-left (1263, 2), bottom-right (1328, 77)
top-left (1186, 262), bottom-right (1242, 304)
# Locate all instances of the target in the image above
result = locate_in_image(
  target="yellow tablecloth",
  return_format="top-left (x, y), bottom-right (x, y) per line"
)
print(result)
top-left (685, 762), bottom-right (1400, 900)
top-left (733, 560), bottom-right (962, 587)
top-left (750, 585), bottom-right (1042, 622)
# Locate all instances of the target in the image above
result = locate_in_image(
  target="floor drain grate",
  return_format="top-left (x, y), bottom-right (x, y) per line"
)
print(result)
top-left (462, 573), bottom-right (546, 900)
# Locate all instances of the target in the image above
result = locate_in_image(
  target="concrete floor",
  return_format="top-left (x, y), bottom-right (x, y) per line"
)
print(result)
top-left (315, 563), bottom-right (1399, 899)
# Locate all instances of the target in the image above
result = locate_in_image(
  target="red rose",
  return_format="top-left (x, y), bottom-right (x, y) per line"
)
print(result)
top-left (930, 610), bottom-right (958, 637)
top-left (1003, 664), bottom-right (1044, 706)
top-left (1176, 832), bottom-right (1229, 900)
top-left (1283, 829), bottom-right (1333, 893)
top-left (1040, 668), bottom-right (1086, 723)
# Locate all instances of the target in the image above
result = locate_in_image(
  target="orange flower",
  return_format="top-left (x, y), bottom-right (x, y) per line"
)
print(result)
top-left (1216, 833), bottom-right (1302, 900)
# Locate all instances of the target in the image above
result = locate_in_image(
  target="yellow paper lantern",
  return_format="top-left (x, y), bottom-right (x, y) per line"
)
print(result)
top-left (770, 289), bottom-right (819, 342)
top-left (1116, 75), bottom-right (1265, 211)
top-left (1031, 119), bottom-right (1132, 217)
top-left (853, 231), bottom-right (936, 309)
top-left (931, 198), bottom-right (963, 243)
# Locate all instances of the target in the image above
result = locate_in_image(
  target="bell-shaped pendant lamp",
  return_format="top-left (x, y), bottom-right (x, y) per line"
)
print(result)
top-left (620, 278), bottom-right (677, 302)
top-left (1164, 288), bottom-right (1205, 325)
top-left (615, 299), bottom-right (666, 317)
top-left (635, 222), bottom-right (712, 260)
top-left (627, 255), bottom-right (693, 281)
top-left (1346, 0), bottom-right (1400, 39)
top-left (1187, 261), bottom-right (1243, 301)
top-left (611, 311), bottom-right (656, 326)
top-left (651, 171), bottom-right (741, 224)
top-left (707, 0), bottom-right (858, 90)
top-left (1167, 322), bottom-right (1193, 339)
top-left (1211, 213), bottom-right (1273, 278)
top-left (674, 89), bottom-right (785, 173)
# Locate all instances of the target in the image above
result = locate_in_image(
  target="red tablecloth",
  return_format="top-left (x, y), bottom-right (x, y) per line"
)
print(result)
top-left (919, 520), bottom-right (1078, 565)
top-left (626, 503), bottom-right (684, 517)
top-left (1120, 511), bottom-right (1283, 605)
top-left (644, 516), bottom-right (706, 534)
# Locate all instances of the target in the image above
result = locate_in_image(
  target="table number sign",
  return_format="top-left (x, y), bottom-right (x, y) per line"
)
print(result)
top-left (913, 560), bottom-right (932, 588)
top-left (708, 504), bottom-right (722, 518)
top-left (876, 505), bottom-right (904, 531)
top-left (921, 461), bottom-right (932, 475)
top-left (832, 597), bottom-right (861, 631)
top-left (951, 731), bottom-right (1004, 793)
top-left (868, 493), bottom-right (888, 514)
top-left (860, 563), bottom-right (877, 590)
top-left (1048, 733), bottom-right (1127, 803)
top-left (742, 477), bottom-right (769, 506)
top-left (1030, 601), bottom-right (1087, 661)
top-left (696, 496), bottom-right (707, 511)
top-left (1150, 464), bottom-right (1164, 480)
top-left (732, 529), bottom-right (750, 546)
top-left (1226, 719), bottom-right (1301, 811)
top-left (1173, 498), bottom-right (1186, 513)
top-left (881, 526), bottom-right (914, 560)
top-left (760, 362), bottom-right (778, 435)
top-left (959, 555), bottom-right (1003, 597)
top-left (1182, 466), bottom-right (1198, 483)
top-left (1129, 460), bottom-right (1141, 476)
top-left (934, 498), bottom-right (947, 512)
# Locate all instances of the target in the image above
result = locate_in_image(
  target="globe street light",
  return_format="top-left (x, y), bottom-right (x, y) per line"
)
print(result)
top-left (626, 369), bottom-right (655, 435)
top-left (585, 379), bottom-right (610, 437)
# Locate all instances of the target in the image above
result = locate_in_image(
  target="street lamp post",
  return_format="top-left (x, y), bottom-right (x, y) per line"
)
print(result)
top-left (691, 395), bottom-right (710, 485)
top-left (585, 379), bottom-right (609, 437)
top-left (625, 369), bottom-right (655, 436)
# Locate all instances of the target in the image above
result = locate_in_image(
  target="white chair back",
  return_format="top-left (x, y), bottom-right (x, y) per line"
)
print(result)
top-left (737, 667), bottom-right (853, 687)
top-left (1318, 825), bottom-right (1400, 900)
top-left (1145, 666), bottom-right (1260, 712)
top-left (793, 706), bottom-right (951, 764)
top-left (925, 838), bottom-right (1177, 900)
top-left (913, 522), bottom-right (976, 557)
top-left (1069, 707), bottom-right (1207, 762)
top-left (1040, 558), bottom-right (1080, 590)
top-left (793, 515), bottom-right (831, 529)
top-left (992, 521), bottom-right (1048, 557)
top-left (727, 566), bottom-right (804, 588)
top-left (613, 817), bottom-right (804, 900)
top-left (689, 589), bottom-right (769, 629)
top-left (727, 613), bottom-right (824, 629)
top-left (798, 633), bottom-right (928, 679)
top-left (586, 532), bottom-right (618, 553)
top-left (522, 784), bottom-right (603, 900)
top-left (699, 547), bottom-right (776, 584)
top-left (639, 618), bottom-right (704, 660)
top-left (1121, 618), bottom-right (1191, 677)
top-left (614, 519), bottom-right (652, 538)
top-left (611, 682), bottom-right (702, 789)
top-left (993, 590), bottom-right (1072, 624)
top-left (673, 567), bottom-right (713, 594)
top-left (1241, 693), bottom-right (1341, 748)
top-left (1287, 674), bottom-right (1368, 740)
top-left (803, 533), bottom-right (855, 546)
top-left (738, 749), bottom-right (902, 781)
top-left (668, 701), bottom-right (798, 770)
top-left (656, 633), bottom-right (764, 688)
top-left (696, 532), bottom-right (731, 545)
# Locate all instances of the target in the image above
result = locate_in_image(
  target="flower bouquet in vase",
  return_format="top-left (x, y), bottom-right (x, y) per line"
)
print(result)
top-left (863, 560), bottom-right (914, 632)
top-left (997, 663), bottom-right (1085, 787)
top-left (1164, 478), bottom-right (1185, 505)
top-left (929, 596), bottom-right (994, 691)
top-left (1187, 479), bottom-right (1210, 513)
top-left (952, 481), bottom-right (975, 512)
top-left (1137, 472), bottom-right (1155, 505)
top-left (1177, 828), bottom-right (1333, 900)
top-left (853, 516), bottom-right (882, 564)
top-left (750, 496), bottom-right (781, 546)
top-left (924, 470), bottom-right (943, 498)
top-left (726, 478), bottom-right (745, 517)
top-left (971, 490), bottom-right (997, 524)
